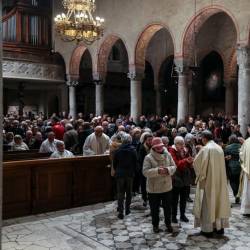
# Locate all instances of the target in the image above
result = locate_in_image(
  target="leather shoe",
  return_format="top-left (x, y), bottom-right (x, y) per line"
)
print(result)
top-left (166, 224), bottom-right (173, 233)
top-left (125, 209), bottom-right (131, 215)
top-left (117, 213), bottom-right (124, 219)
top-left (153, 226), bottom-right (160, 233)
top-left (214, 228), bottom-right (224, 235)
top-left (200, 231), bottom-right (214, 238)
top-left (172, 217), bottom-right (178, 223)
top-left (180, 215), bottom-right (189, 222)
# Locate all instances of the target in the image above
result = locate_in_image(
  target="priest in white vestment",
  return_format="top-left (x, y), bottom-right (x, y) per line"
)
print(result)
top-left (240, 137), bottom-right (250, 215)
top-left (193, 130), bottom-right (231, 237)
top-left (83, 126), bottom-right (110, 156)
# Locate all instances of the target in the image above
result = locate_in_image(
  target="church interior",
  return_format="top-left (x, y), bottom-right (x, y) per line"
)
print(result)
top-left (1, 0), bottom-right (250, 249)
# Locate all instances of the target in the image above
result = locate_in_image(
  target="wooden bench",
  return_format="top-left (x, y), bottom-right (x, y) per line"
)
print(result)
top-left (3, 150), bottom-right (51, 161)
top-left (3, 155), bottom-right (112, 219)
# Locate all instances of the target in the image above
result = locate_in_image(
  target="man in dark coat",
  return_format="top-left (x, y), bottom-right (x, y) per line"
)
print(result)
top-left (113, 134), bottom-right (137, 219)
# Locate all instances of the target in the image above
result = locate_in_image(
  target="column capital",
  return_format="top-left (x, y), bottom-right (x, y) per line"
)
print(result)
top-left (174, 58), bottom-right (189, 76)
top-left (66, 75), bottom-right (79, 87)
top-left (127, 71), bottom-right (144, 81)
top-left (93, 72), bottom-right (104, 85)
top-left (237, 46), bottom-right (250, 69)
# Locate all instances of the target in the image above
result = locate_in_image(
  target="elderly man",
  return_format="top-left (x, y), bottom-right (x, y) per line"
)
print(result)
top-left (113, 133), bottom-right (137, 219)
top-left (193, 130), bottom-right (231, 237)
top-left (39, 131), bottom-right (60, 153)
top-left (83, 126), bottom-right (110, 155)
top-left (50, 141), bottom-right (74, 159)
top-left (240, 137), bottom-right (250, 215)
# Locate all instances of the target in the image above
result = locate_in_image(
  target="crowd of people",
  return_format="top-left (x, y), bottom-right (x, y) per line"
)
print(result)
top-left (3, 111), bottom-right (250, 237)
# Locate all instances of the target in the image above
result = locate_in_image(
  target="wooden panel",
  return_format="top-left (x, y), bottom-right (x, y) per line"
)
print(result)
top-left (3, 150), bottom-right (51, 161)
top-left (3, 155), bottom-right (113, 218)
top-left (73, 156), bottom-right (112, 206)
top-left (3, 166), bottom-right (31, 219)
top-left (32, 163), bottom-right (73, 213)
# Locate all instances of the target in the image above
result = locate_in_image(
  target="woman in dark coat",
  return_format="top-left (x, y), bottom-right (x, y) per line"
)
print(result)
top-left (225, 134), bottom-right (241, 203)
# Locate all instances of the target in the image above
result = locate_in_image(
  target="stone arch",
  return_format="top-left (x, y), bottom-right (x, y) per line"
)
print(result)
top-left (227, 50), bottom-right (237, 79)
top-left (69, 45), bottom-right (88, 79)
top-left (98, 34), bottom-right (129, 78)
top-left (135, 23), bottom-right (175, 72)
top-left (181, 5), bottom-right (240, 61)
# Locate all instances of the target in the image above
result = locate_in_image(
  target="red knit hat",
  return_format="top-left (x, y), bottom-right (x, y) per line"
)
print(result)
top-left (151, 137), bottom-right (164, 148)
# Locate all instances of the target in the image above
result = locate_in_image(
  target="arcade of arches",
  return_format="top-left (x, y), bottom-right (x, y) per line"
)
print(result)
top-left (2, 0), bottom-right (250, 134)
top-left (52, 0), bottom-right (250, 135)
top-left (2, 1), bottom-right (250, 249)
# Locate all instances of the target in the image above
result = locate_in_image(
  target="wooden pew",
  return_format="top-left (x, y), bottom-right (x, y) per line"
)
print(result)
top-left (3, 150), bottom-right (51, 161)
top-left (3, 155), bottom-right (112, 219)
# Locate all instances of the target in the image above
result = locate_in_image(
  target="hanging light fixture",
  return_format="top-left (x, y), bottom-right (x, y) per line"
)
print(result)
top-left (189, 0), bottom-right (200, 79)
top-left (54, 0), bottom-right (105, 44)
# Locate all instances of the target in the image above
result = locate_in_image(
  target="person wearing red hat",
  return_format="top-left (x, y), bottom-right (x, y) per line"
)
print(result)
top-left (143, 137), bottom-right (176, 233)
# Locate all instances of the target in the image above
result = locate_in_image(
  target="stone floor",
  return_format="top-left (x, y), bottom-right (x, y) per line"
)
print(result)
top-left (3, 190), bottom-right (250, 250)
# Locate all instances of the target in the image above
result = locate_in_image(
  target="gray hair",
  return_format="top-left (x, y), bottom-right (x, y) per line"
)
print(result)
top-left (185, 133), bottom-right (194, 144)
top-left (174, 136), bottom-right (185, 145)
top-left (55, 140), bottom-right (65, 147)
top-left (65, 123), bottom-right (73, 131)
top-left (121, 133), bottom-right (132, 145)
top-left (161, 136), bottom-right (169, 144)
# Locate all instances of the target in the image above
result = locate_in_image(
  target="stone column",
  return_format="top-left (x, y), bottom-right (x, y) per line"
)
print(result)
top-left (128, 72), bottom-right (142, 123)
top-left (188, 86), bottom-right (195, 117)
top-left (66, 78), bottom-right (78, 119)
top-left (175, 63), bottom-right (189, 123)
top-left (155, 85), bottom-right (161, 116)
top-left (0, 0), bottom-right (3, 246)
top-left (224, 79), bottom-right (235, 117)
top-left (18, 82), bottom-right (25, 117)
top-left (95, 81), bottom-right (104, 116)
top-left (237, 47), bottom-right (250, 136)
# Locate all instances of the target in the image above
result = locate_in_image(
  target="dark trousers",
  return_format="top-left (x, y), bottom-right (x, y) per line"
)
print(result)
top-left (172, 186), bottom-right (189, 218)
top-left (133, 171), bottom-right (140, 193)
top-left (229, 173), bottom-right (240, 197)
top-left (148, 191), bottom-right (172, 227)
top-left (140, 171), bottom-right (147, 202)
top-left (116, 177), bottom-right (133, 213)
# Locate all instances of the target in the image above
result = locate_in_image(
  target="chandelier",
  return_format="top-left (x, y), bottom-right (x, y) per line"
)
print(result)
top-left (54, 0), bottom-right (105, 44)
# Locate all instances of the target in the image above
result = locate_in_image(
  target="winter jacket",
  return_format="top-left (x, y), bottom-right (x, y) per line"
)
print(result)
top-left (168, 146), bottom-right (192, 187)
top-left (143, 148), bottom-right (176, 193)
top-left (224, 143), bottom-right (241, 176)
top-left (113, 144), bottom-right (137, 178)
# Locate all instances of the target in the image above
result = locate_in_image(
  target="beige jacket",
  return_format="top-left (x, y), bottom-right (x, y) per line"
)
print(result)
top-left (143, 148), bottom-right (176, 193)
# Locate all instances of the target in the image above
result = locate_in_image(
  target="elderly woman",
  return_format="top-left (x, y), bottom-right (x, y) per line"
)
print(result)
top-left (11, 135), bottom-right (29, 151)
top-left (225, 134), bottom-right (241, 203)
top-left (168, 136), bottom-right (193, 223)
top-left (113, 134), bottom-right (137, 219)
top-left (143, 137), bottom-right (176, 233)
